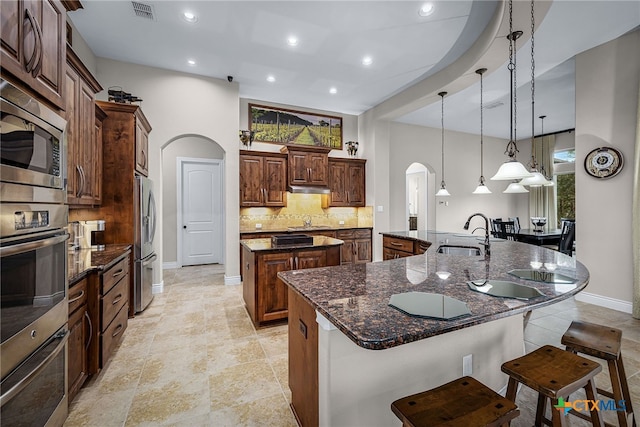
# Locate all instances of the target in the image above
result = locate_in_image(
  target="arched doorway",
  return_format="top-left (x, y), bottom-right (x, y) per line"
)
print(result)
top-left (405, 163), bottom-right (429, 231)
top-left (161, 134), bottom-right (225, 268)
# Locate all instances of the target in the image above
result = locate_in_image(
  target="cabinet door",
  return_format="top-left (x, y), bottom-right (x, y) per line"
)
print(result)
top-left (340, 239), bottom-right (355, 264)
top-left (135, 119), bottom-right (149, 176)
top-left (346, 162), bottom-right (366, 206)
top-left (92, 107), bottom-right (104, 205)
top-left (0, 0), bottom-right (66, 110)
top-left (328, 161), bottom-right (348, 206)
top-left (76, 79), bottom-right (96, 204)
top-left (288, 151), bottom-right (311, 185)
top-left (263, 156), bottom-right (287, 206)
top-left (239, 155), bottom-right (265, 207)
top-left (68, 303), bottom-right (89, 402)
top-left (354, 238), bottom-right (372, 263)
top-left (307, 152), bottom-right (328, 186)
top-left (257, 252), bottom-right (291, 323)
top-left (295, 249), bottom-right (327, 270)
top-left (65, 66), bottom-right (80, 204)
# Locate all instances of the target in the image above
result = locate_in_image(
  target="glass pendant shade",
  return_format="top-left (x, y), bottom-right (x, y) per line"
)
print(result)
top-left (436, 182), bottom-right (450, 197)
top-left (520, 171), bottom-right (552, 186)
top-left (503, 182), bottom-right (529, 193)
top-left (472, 183), bottom-right (492, 194)
top-left (491, 160), bottom-right (533, 180)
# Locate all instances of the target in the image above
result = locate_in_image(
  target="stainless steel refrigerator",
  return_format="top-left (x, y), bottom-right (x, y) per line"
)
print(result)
top-left (134, 175), bottom-right (157, 312)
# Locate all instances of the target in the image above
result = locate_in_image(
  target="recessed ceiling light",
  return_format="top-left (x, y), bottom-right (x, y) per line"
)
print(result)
top-left (362, 56), bottom-right (373, 66)
top-left (287, 36), bottom-right (298, 47)
top-left (266, 75), bottom-right (276, 83)
top-left (183, 11), bottom-right (197, 23)
top-left (329, 87), bottom-right (337, 94)
top-left (187, 59), bottom-right (196, 66)
top-left (419, 3), bottom-right (434, 17)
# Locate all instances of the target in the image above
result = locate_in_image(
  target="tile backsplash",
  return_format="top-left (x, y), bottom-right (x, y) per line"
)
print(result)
top-left (240, 193), bottom-right (373, 231)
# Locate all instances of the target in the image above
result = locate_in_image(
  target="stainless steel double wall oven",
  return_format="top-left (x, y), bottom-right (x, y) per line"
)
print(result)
top-left (0, 79), bottom-right (69, 426)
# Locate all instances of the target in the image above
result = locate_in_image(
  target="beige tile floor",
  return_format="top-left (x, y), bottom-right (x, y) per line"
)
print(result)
top-left (65, 264), bottom-right (640, 426)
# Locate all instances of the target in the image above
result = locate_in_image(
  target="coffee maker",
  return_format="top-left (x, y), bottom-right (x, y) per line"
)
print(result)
top-left (79, 220), bottom-right (106, 250)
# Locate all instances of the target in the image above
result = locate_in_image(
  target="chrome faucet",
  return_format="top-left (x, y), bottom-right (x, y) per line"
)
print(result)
top-left (303, 215), bottom-right (312, 228)
top-left (463, 213), bottom-right (490, 257)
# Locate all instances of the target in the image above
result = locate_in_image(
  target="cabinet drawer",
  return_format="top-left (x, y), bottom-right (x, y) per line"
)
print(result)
top-left (336, 230), bottom-right (355, 240)
top-left (101, 303), bottom-right (128, 365)
top-left (68, 277), bottom-right (88, 315)
top-left (415, 242), bottom-right (431, 254)
top-left (101, 273), bottom-right (128, 332)
top-left (102, 256), bottom-right (129, 294)
top-left (354, 229), bottom-right (371, 239)
top-left (383, 236), bottom-right (414, 253)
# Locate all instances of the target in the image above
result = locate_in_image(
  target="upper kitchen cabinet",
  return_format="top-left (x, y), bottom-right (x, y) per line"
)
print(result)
top-left (326, 158), bottom-right (366, 207)
top-left (96, 101), bottom-right (151, 177)
top-left (240, 150), bottom-right (287, 207)
top-left (65, 47), bottom-right (103, 207)
top-left (281, 145), bottom-right (330, 187)
top-left (1, 0), bottom-right (67, 110)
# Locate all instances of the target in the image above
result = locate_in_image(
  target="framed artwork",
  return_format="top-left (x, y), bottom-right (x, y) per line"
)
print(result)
top-left (249, 103), bottom-right (343, 150)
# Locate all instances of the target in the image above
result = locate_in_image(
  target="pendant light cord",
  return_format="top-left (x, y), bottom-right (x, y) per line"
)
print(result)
top-left (530, 0), bottom-right (537, 169)
top-left (439, 91), bottom-right (447, 186)
top-left (479, 68), bottom-right (485, 183)
top-left (505, 0), bottom-right (522, 160)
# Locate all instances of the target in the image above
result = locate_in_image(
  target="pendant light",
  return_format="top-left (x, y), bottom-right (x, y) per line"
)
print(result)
top-left (473, 68), bottom-right (491, 194)
top-left (490, 0), bottom-right (533, 182)
top-left (435, 91), bottom-right (451, 197)
top-left (519, 0), bottom-right (552, 188)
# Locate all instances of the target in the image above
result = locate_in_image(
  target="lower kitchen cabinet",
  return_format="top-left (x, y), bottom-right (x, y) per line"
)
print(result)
top-left (336, 229), bottom-right (372, 264)
top-left (382, 235), bottom-right (431, 260)
top-left (242, 245), bottom-right (340, 327)
top-left (68, 277), bottom-right (90, 403)
top-left (87, 251), bottom-right (130, 374)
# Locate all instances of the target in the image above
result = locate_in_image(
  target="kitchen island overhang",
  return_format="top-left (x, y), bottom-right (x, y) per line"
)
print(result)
top-left (279, 231), bottom-right (589, 427)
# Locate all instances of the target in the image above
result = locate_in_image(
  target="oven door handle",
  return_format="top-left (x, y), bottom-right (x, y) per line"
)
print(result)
top-left (0, 329), bottom-right (68, 406)
top-left (0, 233), bottom-right (68, 257)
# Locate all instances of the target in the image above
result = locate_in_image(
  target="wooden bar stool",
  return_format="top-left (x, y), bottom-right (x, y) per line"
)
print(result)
top-left (501, 345), bottom-right (604, 426)
top-left (562, 321), bottom-right (636, 427)
top-left (391, 376), bottom-right (520, 427)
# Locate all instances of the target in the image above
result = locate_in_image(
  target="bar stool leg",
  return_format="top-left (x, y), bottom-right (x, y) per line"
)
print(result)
top-left (506, 377), bottom-right (518, 401)
top-left (617, 355), bottom-right (636, 427)
top-left (535, 394), bottom-right (546, 426)
top-left (550, 398), bottom-right (567, 427)
top-left (584, 379), bottom-right (605, 427)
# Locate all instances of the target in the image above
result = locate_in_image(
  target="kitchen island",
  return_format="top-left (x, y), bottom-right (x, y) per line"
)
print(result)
top-left (241, 235), bottom-right (343, 327)
top-left (279, 231), bottom-right (589, 427)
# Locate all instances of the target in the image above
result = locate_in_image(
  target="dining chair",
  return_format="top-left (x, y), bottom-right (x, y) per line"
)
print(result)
top-left (490, 218), bottom-right (503, 234)
top-left (508, 217), bottom-right (521, 232)
top-left (557, 220), bottom-right (575, 255)
top-left (496, 221), bottom-right (517, 241)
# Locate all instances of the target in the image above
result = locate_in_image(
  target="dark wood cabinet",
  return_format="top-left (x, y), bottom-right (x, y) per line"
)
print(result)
top-left (242, 245), bottom-right (340, 327)
top-left (1, 0), bottom-right (67, 109)
top-left (326, 158), bottom-right (366, 207)
top-left (239, 151), bottom-right (287, 207)
top-left (382, 235), bottom-right (431, 260)
top-left (68, 276), bottom-right (90, 403)
top-left (135, 118), bottom-right (149, 176)
top-left (281, 145), bottom-right (330, 187)
top-left (288, 287), bottom-right (319, 427)
top-left (65, 47), bottom-right (103, 207)
top-left (336, 229), bottom-right (372, 264)
top-left (87, 253), bottom-right (130, 374)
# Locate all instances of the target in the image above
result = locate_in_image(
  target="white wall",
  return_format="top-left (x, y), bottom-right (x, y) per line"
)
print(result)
top-left (95, 58), bottom-right (240, 284)
top-left (162, 136), bottom-right (225, 264)
top-left (575, 29), bottom-right (639, 307)
top-left (388, 121), bottom-right (529, 234)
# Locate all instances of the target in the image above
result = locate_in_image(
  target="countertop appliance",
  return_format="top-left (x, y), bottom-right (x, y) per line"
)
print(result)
top-left (78, 219), bottom-right (106, 250)
top-left (1, 79), bottom-right (69, 427)
top-left (134, 175), bottom-right (156, 313)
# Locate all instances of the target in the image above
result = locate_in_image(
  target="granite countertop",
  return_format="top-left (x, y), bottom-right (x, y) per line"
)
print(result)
top-left (68, 244), bottom-right (132, 284)
top-left (240, 236), bottom-right (344, 252)
top-left (278, 231), bottom-right (589, 350)
top-left (240, 226), bottom-right (372, 234)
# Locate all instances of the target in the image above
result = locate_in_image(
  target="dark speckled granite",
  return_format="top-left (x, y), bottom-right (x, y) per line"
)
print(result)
top-left (68, 244), bottom-right (132, 284)
top-left (278, 231), bottom-right (589, 350)
top-left (240, 236), bottom-right (344, 252)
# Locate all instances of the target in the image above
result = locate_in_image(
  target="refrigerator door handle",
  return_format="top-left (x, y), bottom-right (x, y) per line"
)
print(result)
top-left (142, 253), bottom-right (158, 267)
top-left (147, 190), bottom-right (157, 245)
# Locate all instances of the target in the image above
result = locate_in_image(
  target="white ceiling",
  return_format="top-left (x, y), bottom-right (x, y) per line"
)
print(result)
top-left (69, 1), bottom-right (639, 139)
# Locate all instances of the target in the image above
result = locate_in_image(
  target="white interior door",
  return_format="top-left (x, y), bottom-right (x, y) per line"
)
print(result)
top-left (181, 160), bottom-right (223, 266)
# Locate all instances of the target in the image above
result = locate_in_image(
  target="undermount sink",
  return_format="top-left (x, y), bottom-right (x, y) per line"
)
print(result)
top-left (467, 280), bottom-right (545, 300)
top-left (436, 245), bottom-right (481, 256)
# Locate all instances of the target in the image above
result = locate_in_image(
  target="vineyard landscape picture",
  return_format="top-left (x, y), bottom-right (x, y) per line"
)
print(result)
top-left (249, 104), bottom-right (343, 149)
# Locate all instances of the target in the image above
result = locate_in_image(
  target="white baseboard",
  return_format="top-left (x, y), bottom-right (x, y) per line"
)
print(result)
top-left (163, 262), bottom-right (178, 269)
top-left (574, 292), bottom-right (632, 314)
top-left (224, 275), bottom-right (241, 285)
top-left (152, 280), bottom-right (164, 294)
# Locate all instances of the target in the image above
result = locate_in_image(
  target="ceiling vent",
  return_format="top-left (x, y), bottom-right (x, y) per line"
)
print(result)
top-left (131, 1), bottom-right (156, 20)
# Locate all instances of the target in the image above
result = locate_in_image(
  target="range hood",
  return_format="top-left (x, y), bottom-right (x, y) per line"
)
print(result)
top-left (287, 185), bottom-right (330, 195)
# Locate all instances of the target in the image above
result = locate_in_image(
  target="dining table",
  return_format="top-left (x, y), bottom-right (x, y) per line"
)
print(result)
top-left (514, 228), bottom-right (563, 246)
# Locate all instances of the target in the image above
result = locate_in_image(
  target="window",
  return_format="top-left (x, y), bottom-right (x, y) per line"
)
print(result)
top-left (554, 148), bottom-right (575, 227)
